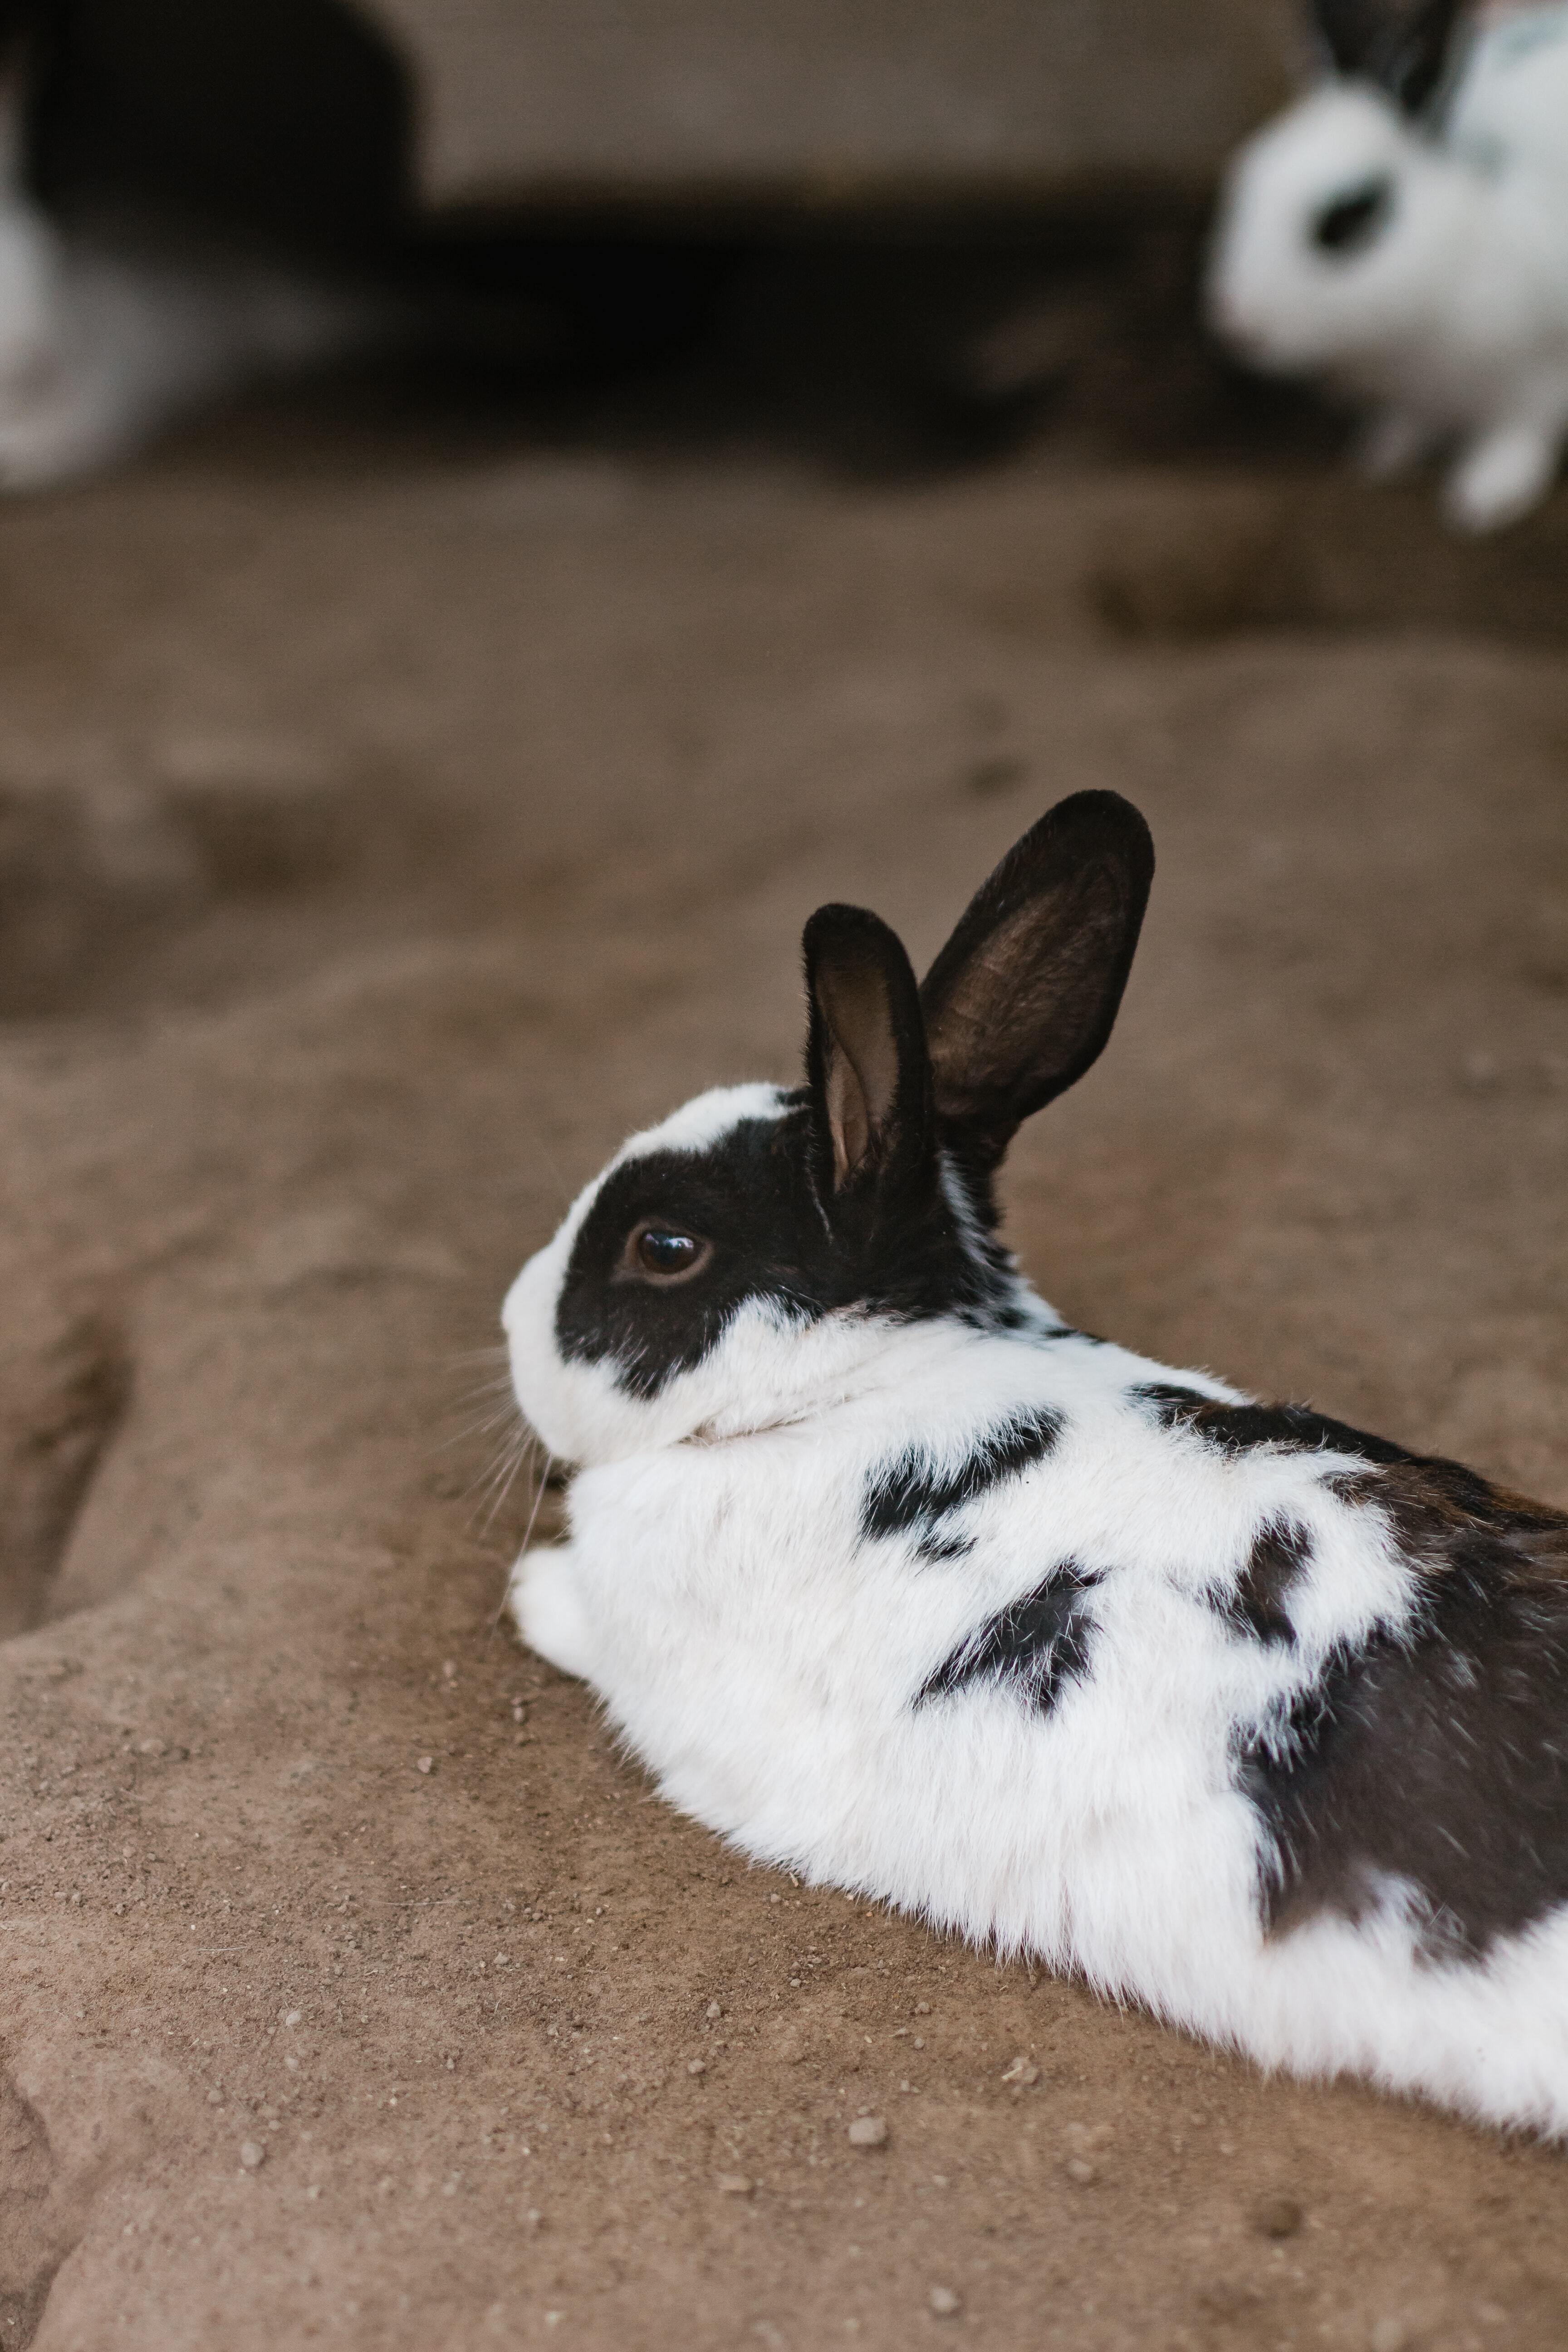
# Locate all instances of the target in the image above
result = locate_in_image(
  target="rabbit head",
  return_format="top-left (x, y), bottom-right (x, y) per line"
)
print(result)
top-left (504, 792), bottom-right (1154, 1469)
top-left (1207, 0), bottom-right (1474, 375)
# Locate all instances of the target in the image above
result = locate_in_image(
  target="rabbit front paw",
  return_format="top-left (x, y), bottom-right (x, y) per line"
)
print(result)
top-left (1445, 421), bottom-right (1559, 532)
top-left (508, 1546), bottom-right (596, 1681)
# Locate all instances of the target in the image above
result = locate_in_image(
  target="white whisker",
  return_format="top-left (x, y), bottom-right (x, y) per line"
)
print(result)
top-left (485, 1444), bottom-right (557, 1652)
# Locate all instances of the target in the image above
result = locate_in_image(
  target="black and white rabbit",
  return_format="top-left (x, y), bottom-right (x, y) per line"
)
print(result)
top-left (1207, 0), bottom-right (1568, 530)
top-left (505, 792), bottom-right (1568, 2136)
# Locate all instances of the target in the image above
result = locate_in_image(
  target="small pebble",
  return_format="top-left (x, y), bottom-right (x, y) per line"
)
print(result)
top-left (687, 2059), bottom-right (706, 2077)
top-left (848, 2117), bottom-right (889, 2149)
top-left (1064, 2156), bottom-right (1097, 2185)
top-left (207, 2090), bottom-right (224, 2106)
top-left (706, 2001), bottom-right (722, 2020)
top-left (239, 2141), bottom-right (266, 2171)
top-left (1369, 2323), bottom-right (1410, 2352)
top-left (929, 2286), bottom-right (962, 2318)
top-left (416, 1757), bottom-right (434, 1775)
top-left (1251, 2195), bottom-right (1304, 2240)
top-left (1000, 2055), bottom-right (1039, 2086)
top-left (716, 2173), bottom-right (754, 2196)
top-left (284, 2010), bottom-right (301, 2027)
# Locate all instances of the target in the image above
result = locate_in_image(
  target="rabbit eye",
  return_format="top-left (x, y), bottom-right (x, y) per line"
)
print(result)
top-left (626, 1223), bottom-right (711, 1283)
top-left (1311, 176), bottom-right (1394, 257)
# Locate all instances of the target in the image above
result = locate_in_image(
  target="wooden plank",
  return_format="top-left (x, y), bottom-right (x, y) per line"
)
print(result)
top-left (365, 0), bottom-right (1294, 213)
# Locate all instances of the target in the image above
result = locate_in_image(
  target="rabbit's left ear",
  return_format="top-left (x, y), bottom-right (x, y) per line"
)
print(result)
top-left (919, 790), bottom-right (1154, 1179)
top-left (803, 904), bottom-right (936, 1234)
top-left (1313, 0), bottom-right (1466, 116)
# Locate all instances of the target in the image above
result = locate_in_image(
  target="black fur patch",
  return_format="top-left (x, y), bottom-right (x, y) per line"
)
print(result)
top-left (1212, 1517), bottom-right (1311, 1647)
top-left (1136, 1386), bottom-right (1564, 1539)
top-left (985, 1298), bottom-right (1060, 1338)
top-left (1237, 1465), bottom-right (1568, 1956)
top-left (1133, 1387), bottom-right (1423, 1469)
top-left (556, 1100), bottom-right (1021, 1400)
top-left (917, 1564), bottom-right (1102, 1714)
top-left (1138, 1382), bottom-right (1568, 1950)
top-left (861, 1406), bottom-right (1066, 1562)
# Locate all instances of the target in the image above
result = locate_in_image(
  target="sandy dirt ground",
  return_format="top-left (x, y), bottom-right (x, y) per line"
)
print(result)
top-left (0, 377), bottom-right (1566, 2352)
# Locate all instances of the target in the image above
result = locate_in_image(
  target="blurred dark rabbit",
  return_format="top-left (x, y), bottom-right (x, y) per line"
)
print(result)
top-left (0, 59), bottom-right (375, 487)
top-left (0, 1), bottom-right (727, 486)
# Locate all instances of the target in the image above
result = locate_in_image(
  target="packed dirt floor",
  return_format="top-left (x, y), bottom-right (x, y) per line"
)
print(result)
top-left (0, 339), bottom-right (1566, 2352)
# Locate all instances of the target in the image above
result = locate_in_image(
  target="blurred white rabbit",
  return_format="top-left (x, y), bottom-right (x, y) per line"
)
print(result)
top-left (0, 66), bottom-right (377, 490)
top-left (1207, 0), bottom-right (1568, 530)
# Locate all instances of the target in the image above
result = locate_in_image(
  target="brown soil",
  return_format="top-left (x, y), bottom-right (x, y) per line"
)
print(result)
top-left (0, 390), bottom-right (1566, 2352)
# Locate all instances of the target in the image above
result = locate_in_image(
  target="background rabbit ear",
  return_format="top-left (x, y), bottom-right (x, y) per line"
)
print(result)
top-left (804, 904), bottom-right (935, 1219)
top-left (1312, 0), bottom-right (1465, 115)
top-left (1313, 0), bottom-right (1393, 80)
top-left (919, 791), bottom-right (1153, 1177)
top-left (1381, 0), bottom-right (1465, 114)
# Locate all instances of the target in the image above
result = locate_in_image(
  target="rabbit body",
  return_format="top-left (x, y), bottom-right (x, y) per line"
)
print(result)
top-left (1208, 4), bottom-right (1568, 529)
top-left (505, 797), bottom-right (1568, 2139)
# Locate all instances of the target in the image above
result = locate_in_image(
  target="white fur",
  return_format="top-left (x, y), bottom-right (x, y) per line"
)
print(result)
top-left (505, 1091), bottom-right (1568, 2139)
top-left (0, 78), bottom-right (375, 490)
top-left (1207, 7), bottom-right (1568, 528)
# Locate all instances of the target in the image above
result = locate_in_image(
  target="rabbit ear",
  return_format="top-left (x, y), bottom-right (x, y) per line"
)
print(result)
top-left (1313, 0), bottom-right (1394, 79)
top-left (919, 791), bottom-right (1154, 1177)
top-left (1312, 0), bottom-right (1465, 115)
top-left (1382, 0), bottom-right (1465, 113)
top-left (803, 904), bottom-right (936, 1228)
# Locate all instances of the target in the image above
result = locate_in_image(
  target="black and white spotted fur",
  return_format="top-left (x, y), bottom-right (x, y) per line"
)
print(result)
top-left (505, 792), bottom-right (1568, 2135)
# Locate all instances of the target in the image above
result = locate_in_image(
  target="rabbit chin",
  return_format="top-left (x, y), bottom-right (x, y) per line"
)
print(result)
top-left (1208, 85), bottom-right (1471, 374)
top-left (509, 1280), bottom-right (948, 1470)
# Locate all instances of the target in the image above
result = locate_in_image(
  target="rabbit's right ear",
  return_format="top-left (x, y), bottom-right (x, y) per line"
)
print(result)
top-left (1312, 0), bottom-right (1465, 116)
top-left (919, 791), bottom-right (1153, 1178)
top-left (803, 902), bottom-right (936, 1239)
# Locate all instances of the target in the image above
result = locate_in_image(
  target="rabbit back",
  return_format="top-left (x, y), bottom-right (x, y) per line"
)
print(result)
top-left (1451, 5), bottom-right (1568, 195)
